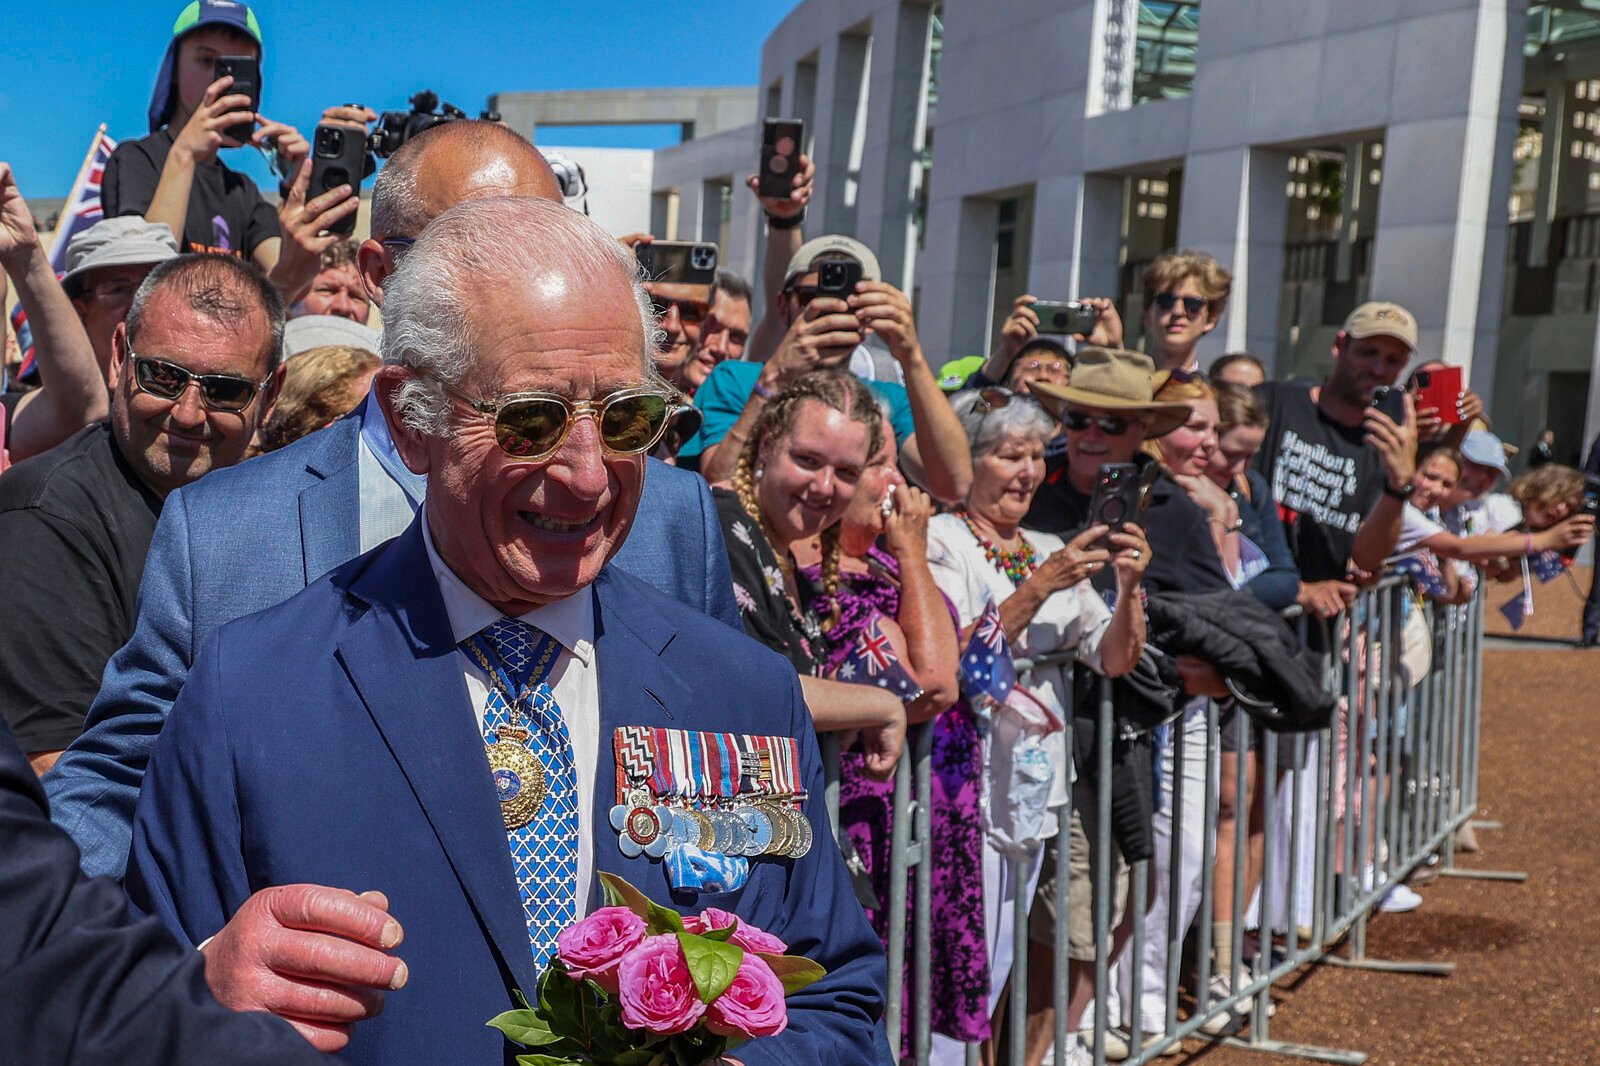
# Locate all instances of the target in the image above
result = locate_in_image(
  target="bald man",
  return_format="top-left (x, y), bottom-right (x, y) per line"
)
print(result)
top-left (47, 120), bottom-right (739, 880)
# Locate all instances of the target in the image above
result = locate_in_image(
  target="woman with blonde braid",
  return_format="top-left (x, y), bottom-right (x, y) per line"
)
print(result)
top-left (711, 369), bottom-right (908, 778)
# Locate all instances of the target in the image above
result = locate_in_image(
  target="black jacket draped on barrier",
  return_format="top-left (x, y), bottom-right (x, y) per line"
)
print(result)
top-left (1144, 588), bottom-right (1336, 731)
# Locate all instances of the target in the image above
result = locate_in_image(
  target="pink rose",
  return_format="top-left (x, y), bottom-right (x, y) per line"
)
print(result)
top-left (616, 935), bottom-right (707, 1035)
top-left (555, 907), bottom-right (646, 994)
top-left (706, 952), bottom-right (788, 1038)
top-left (685, 907), bottom-right (789, 955)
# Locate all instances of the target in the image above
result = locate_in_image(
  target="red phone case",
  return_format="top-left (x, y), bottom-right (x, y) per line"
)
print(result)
top-left (1418, 365), bottom-right (1464, 424)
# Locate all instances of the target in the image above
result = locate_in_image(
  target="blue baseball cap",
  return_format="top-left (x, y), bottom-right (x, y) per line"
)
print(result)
top-left (147, 1), bottom-right (265, 133)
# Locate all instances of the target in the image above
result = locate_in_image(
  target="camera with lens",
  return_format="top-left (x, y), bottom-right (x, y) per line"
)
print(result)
top-left (367, 90), bottom-right (502, 159)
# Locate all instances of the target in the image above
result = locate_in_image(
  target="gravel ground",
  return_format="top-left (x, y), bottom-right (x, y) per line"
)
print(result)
top-left (1173, 641), bottom-right (1600, 1065)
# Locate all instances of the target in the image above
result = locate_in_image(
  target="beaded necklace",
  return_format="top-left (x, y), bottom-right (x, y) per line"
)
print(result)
top-left (958, 510), bottom-right (1038, 587)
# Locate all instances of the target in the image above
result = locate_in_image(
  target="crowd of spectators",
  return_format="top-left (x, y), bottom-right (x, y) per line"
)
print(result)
top-left (3, 3), bottom-right (1600, 1064)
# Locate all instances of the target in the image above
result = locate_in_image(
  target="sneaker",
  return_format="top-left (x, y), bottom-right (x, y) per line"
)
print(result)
top-left (1056, 1037), bottom-right (1093, 1066)
top-left (1378, 882), bottom-right (1423, 913)
top-left (1079, 1028), bottom-right (1130, 1060)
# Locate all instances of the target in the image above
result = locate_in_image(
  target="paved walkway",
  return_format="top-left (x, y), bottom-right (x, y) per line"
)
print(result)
top-left (1185, 640), bottom-right (1600, 1065)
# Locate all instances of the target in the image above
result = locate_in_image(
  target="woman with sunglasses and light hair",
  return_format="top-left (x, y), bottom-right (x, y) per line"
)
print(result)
top-left (924, 385), bottom-right (1149, 1064)
top-left (710, 369), bottom-right (913, 779)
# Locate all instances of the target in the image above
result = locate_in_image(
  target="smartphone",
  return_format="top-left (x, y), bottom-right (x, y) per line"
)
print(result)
top-left (1369, 385), bottom-right (1407, 425)
top-left (1413, 365), bottom-right (1464, 425)
top-left (1032, 300), bottom-right (1098, 337)
top-left (816, 259), bottom-right (863, 297)
top-left (759, 118), bottom-right (804, 200)
top-left (213, 55), bottom-right (260, 146)
top-left (308, 124), bottom-right (366, 237)
top-left (1581, 475), bottom-right (1600, 520)
top-left (1087, 463), bottom-right (1142, 551)
top-left (637, 241), bottom-right (717, 306)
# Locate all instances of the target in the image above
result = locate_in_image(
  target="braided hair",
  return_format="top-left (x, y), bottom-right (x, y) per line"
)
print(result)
top-left (732, 370), bottom-right (885, 633)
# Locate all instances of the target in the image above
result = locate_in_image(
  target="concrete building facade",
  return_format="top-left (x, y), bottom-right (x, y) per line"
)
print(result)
top-left (496, 2), bottom-right (1600, 465)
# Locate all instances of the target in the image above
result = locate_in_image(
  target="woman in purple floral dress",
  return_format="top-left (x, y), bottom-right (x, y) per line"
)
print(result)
top-left (792, 420), bottom-right (988, 1047)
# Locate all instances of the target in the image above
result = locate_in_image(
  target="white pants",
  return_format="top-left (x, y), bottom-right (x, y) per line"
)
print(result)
top-left (930, 838), bottom-right (1045, 1064)
top-left (1247, 733), bottom-right (1320, 934)
top-left (1108, 702), bottom-right (1211, 1033)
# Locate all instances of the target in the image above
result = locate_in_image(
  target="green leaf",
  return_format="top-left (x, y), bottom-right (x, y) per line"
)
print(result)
top-left (538, 967), bottom-right (588, 1039)
top-left (515, 1054), bottom-right (586, 1066)
top-left (677, 931), bottom-right (744, 1004)
top-left (513, 987), bottom-right (533, 1010)
top-left (696, 921), bottom-right (738, 943)
top-left (599, 872), bottom-right (684, 934)
top-left (486, 1008), bottom-right (560, 1048)
top-left (758, 952), bottom-right (827, 996)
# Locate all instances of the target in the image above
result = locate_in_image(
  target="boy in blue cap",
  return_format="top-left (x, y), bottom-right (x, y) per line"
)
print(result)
top-left (103, 1), bottom-right (357, 298)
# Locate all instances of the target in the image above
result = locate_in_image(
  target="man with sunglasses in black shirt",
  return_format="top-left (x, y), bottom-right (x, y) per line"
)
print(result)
top-left (0, 253), bottom-right (282, 774)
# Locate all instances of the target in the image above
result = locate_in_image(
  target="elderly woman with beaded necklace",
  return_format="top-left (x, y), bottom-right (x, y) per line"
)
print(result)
top-left (922, 387), bottom-right (1149, 1063)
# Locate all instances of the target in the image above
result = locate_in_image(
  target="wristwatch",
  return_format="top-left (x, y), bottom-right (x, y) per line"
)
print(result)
top-left (1382, 480), bottom-right (1416, 500)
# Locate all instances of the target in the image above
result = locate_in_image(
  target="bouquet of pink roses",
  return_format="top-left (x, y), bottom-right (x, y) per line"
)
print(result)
top-left (487, 873), bottom-right (824, 1065)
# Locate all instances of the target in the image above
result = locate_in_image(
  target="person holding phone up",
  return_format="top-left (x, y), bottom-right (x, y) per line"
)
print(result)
top-left (103, 1), bottom-right (359, 304)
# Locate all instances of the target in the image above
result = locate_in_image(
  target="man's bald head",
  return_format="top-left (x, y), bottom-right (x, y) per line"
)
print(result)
top-left (370, 120), bottom-right (562, 241)
top-left (361, 120), bottom-right (563, 308)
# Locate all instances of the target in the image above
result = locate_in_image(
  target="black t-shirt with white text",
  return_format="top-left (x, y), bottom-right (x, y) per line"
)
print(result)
top-left (0, 423), bottom-right (162, 753)
top-left (1251, 381), bottom-right (1384, 583)
top-left (103, 129), bottom-right (279, 257)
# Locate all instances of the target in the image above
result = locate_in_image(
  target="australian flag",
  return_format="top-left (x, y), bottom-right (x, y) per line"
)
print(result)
top-left (959, 598), bottom-right (1016, 711)
top-left (1393, 551), bottom-right (1449, 599)
top-left (10, 126), bottom-right (116, 386)
top-left (835, 612), bottom-right (925, 703)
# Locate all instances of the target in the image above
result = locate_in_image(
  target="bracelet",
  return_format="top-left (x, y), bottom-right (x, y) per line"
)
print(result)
top-left (1211, 516), bottom-right (1244, 534)
top-left (765, 209), bottom-right (805, 230)
top-left (752, 380), bottom-right (777, 400)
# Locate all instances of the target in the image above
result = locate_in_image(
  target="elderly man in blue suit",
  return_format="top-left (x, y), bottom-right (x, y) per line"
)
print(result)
top-left (126, 196), bottom-right (888, 1064)
top-left (46, 118), bottom-right (739, 884)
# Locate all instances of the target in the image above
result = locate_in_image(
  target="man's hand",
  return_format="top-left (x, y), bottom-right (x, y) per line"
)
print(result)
top-left (850, 281), bottom-right (922, 367)
top-left (0, 162), bottom-right (42, 271)
top-left (1175, 656), bottom-right (1230, 698)
top-left (203, 884), bottom-right (407, 1053)
top-left (746, 154), bottom-right (814, 222)
top-left (1297, 580), bottom-right (1357, 620)
top-left (255, 118), bottom-right (309, 175)
top-left (1363, 393), bottom-right (1418, 492)
top-left (760, 296), bottom-right (860, 389)
top-left (996, 294), bottom-right (1040, 372)
top-left (1076, 296), bottom-right (1123, 349)
top-left (320, 104), bottom-right (377, 130)
top-left (882, 484), bottom-right (933, 561)
top-left (270, 159), bottom-right (360, 302)
top-left (172, 76), bottom-right (255, 165)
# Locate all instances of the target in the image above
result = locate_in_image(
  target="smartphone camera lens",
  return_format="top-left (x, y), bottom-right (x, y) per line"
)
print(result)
top-left (315, 127), bottom-right (343, 156)
top-left (691, 246), bottom-right (716, 272)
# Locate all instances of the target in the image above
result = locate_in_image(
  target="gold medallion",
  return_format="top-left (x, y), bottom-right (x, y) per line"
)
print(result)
top-left (487, 738), bottom-right (546, 831)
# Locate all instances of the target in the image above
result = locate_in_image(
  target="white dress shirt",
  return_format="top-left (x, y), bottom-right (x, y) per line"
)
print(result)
top-left (421, 517), bottom-right (600, 915)
top-left (357, 391), bottom-right (425, 553)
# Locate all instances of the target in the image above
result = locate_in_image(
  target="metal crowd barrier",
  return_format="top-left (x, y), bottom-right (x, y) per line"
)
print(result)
top-left (821, 574), bottom-right (1493, 1065)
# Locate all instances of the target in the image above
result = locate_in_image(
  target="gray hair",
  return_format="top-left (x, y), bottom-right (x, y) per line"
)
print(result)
top-left (126, 253), bottom-right (286, 371)
top-left (381, 197), bottom-right (665, 436)
top-left (950, 388), bottom-right (1058, 457)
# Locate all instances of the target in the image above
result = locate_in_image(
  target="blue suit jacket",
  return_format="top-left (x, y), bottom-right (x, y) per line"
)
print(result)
top-left (125, 522), bottom-right (889, 1065)
top-left (46, 409), bottom-right (740, 879)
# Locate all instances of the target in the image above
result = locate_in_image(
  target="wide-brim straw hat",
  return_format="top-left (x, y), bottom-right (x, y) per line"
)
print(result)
top-left (1031, 347), bottom-right (1192, 439)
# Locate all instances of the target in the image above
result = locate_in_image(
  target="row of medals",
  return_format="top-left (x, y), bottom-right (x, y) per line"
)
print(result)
top-left (615, 786), bottom-right (813, 860)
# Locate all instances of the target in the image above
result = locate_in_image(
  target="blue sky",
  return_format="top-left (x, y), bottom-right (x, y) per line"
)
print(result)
top-left (0, 0), bottom-right (794, 198)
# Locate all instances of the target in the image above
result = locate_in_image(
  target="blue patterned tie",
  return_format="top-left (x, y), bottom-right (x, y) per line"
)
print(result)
top-left (468, 619), bottom-right (581, 971)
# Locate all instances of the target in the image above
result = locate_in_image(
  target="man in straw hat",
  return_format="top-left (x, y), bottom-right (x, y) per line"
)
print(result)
top-left (1027, 347), bottom-right (1231, 593)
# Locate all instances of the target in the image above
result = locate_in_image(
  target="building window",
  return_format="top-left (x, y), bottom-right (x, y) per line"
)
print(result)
top-left (1134, 1), bottom-right (1199, 104)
